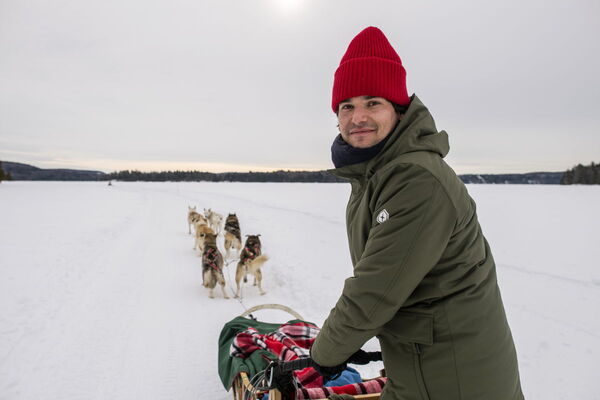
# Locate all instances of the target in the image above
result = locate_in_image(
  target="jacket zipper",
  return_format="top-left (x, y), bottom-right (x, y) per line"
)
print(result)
top-left (413, 343), bottom-right (431, 400)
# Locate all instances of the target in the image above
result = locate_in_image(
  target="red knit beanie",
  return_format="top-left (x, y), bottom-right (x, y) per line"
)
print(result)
top-left (332, 26), bottom-right (409, 113)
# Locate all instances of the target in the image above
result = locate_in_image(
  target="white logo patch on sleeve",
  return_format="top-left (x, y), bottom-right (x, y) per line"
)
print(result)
top-left (376, 209), bottom-right (389, 224)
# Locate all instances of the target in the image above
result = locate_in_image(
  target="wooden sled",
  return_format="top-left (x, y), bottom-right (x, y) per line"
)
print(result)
top-left (230, 304), bottom-right (383, 400)
top-left (233, 371), bottom-right (382, 400)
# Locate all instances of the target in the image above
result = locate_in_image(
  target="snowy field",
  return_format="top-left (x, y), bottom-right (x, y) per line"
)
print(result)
top-left (0, 181), bottom-right (598, 400)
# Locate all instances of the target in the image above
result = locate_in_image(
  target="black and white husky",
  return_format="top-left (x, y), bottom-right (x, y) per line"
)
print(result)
top-left (223, 213), bottom-right (242, 259)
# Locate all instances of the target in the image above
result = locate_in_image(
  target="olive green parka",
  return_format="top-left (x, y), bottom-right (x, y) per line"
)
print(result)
top-left (311, 96), bottom-right (524, 400)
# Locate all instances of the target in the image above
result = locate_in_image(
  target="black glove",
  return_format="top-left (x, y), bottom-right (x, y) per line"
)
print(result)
top-left (347, 349), bottom-right (382, 365)
top-left (270, 368), bottom-right (296, 399)
top-left (312, 360), bottom-right (347, 381)
top-left (312, 348), bottom-right (383, 380)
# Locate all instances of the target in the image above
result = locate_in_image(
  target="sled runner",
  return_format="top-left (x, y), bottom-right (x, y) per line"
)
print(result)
top-left (218, 304), bottom-right (384, 400)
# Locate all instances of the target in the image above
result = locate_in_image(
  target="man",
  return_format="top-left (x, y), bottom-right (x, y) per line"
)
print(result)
top-left (309, 27), bottom-right (524, 400)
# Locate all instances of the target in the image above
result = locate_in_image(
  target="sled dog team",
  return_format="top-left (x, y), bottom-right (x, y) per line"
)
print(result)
top-left (187, 206), bottom-right (269, 299)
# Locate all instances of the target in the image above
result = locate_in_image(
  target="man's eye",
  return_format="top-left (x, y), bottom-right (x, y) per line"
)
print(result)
top-left (340, 104), bottom-right (353, 111)
top-left (367, 100), bottom-right (380, 107)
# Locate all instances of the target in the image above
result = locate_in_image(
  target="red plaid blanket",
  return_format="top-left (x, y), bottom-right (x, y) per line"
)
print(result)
top-left (297, 378), bottom-right (386, 400)
top-left (230, 321), bottom-right (386, 399)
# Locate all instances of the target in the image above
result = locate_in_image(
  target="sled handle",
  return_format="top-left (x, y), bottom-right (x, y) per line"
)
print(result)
top-left (270, 351), bottom-right (383, 375)
top-left (265, 357), bottom-right (315, 390)
top-left (265, 351), bottom-right (383, 389)
top-left (240, 304), bottom-right (305, 320)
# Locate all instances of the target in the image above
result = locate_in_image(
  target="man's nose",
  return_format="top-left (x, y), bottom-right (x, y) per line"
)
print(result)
top-left (351, 106), bottom-right (368, 125)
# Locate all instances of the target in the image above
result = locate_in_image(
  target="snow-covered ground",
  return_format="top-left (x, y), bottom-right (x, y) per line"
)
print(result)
top-left (0, 181), bottom-right (598, 400)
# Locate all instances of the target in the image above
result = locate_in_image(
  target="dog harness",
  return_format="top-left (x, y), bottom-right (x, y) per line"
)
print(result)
top-left (203, 247), bottom-right (221, 271)
top-left (240, 243), bottom-right (261, 263)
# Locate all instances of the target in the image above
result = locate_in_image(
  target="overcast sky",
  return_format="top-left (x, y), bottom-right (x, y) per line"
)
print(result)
top-left (1, 0), bottom-right (598, 174)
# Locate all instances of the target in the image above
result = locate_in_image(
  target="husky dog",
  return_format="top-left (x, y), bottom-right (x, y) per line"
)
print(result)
top-left (187, 206), bottom-right (207, 234)
top-left (223, 213), bottom-right (242, 259)
top-left (204, 208), bottom-right (223, 236)
top-left (202, 233), bottom-right (229, 299)
top-left (235, 235), bottom-right (269, 297)
top-left (194, 224), bottom-right (215, 254)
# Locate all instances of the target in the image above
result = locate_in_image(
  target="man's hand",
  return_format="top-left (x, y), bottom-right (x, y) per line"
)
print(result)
top-left (312, 360), bottom-right (347, 381)
top-left (312, 349), bottom-right (383, 380)
top-left (270, 368), bottom-right (296, 397)
top-left (347, 349), bottom-right (382, 365)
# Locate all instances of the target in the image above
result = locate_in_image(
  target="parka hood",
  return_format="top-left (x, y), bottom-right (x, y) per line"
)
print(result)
top-left (330, 95), bottom-right (449, 180)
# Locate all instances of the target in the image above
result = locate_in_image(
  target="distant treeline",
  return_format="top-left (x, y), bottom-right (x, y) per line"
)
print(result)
top-left (4, 160), bottom-right (600, 185)
top-left (103, 169), bottom-right (343, 183)
top-left (460, 172), bottom-right (564, 185)
top-left (106, 169), bottom-right (567, 184)
top-left (560, 162), bottom-right (600, 184)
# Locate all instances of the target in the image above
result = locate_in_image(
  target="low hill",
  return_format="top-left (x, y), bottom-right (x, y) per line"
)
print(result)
top-left (1, 161), bottom-right (105, 181)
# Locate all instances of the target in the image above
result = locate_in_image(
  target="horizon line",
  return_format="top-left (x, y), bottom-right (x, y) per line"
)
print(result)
top-left (1, 159), bottom-right (570, 176)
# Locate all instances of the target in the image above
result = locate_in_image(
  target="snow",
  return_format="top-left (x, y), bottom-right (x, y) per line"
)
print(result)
top-left (1, 181), bottom-right (598, 400)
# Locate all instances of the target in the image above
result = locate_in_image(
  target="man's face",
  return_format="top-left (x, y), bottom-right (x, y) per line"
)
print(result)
top-left (337, 96), bottom-right (400, 148)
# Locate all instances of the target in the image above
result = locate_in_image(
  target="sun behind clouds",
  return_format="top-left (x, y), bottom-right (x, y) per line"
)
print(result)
top-left (269, 0), bottom-right (306, 16)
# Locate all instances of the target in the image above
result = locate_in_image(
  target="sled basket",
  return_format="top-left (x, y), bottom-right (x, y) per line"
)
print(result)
top-left (219, 304), bottom-right (384, 400)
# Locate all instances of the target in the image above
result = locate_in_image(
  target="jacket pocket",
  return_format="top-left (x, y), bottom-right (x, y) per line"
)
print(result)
top-left (382, 312), bottom-right (434, 400)
top-left (413, 343), bottom-right (431, 400)
top-left (383, 311), bottom-right (434, 345)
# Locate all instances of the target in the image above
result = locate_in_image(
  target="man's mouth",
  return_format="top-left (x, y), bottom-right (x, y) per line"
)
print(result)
top-left (350, 128), bottom-right (376, 135)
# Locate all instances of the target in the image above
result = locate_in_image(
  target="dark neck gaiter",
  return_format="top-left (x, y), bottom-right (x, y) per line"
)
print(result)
top-left (331, 133), bottom-right (391, 168)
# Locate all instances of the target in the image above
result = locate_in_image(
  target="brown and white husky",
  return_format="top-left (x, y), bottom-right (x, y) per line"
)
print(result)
top-left (235, 234), bottom-right (269, 297)
top-left (194, 224), bottom-right (215, 254)
top-left (202, 233), bottom-right (229, 299)
top-left (223, 213), bottom-right (242, 259)
top-left (187, 206), bottom-right (207, 234)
